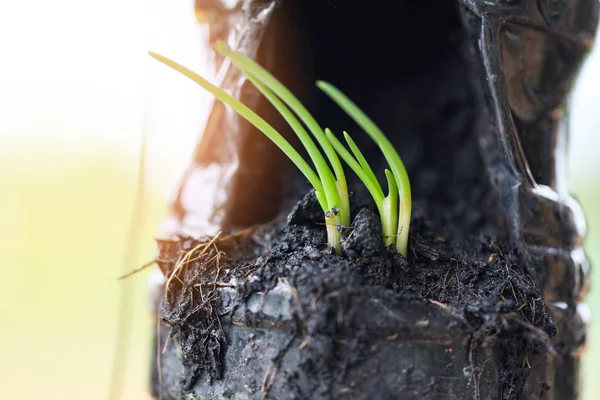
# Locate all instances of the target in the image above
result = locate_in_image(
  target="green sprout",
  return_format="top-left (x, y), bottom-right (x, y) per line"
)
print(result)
top-left (316, 81), bottom-right (412, 256)
top-left (148, 50), bottom-right (348, 254)
top-left (149, 42), bottom-right (412, 257)
top-left (323, 129), bottom-right (399, 249)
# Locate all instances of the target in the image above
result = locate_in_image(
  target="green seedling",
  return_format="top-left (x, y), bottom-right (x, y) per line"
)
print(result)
top-left (316, 81), bottom-right (412, 256)
top-left (149, 43), bottom-right (412, 257)
top-left (324, 129), bottom-right (399, 249)
top-left (148, 50), bottom-right (348, 254)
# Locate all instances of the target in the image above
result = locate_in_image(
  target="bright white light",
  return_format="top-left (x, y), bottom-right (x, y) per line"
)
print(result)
top-left (0, 0), bottom-right (211, 193)
top-left (0, 1), bottom-right (597, 191)
top-left (570, 36), bottom-right (600, 185)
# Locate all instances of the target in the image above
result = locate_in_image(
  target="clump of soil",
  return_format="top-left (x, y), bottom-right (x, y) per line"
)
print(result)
top-left (154, 187), bottom-right (555, 398)
top-left (154, 228), bottom-right (265, 388)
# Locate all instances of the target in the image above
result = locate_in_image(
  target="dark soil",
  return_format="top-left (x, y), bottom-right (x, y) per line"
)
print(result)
top-left (153, 182), bottom-right (555, 399)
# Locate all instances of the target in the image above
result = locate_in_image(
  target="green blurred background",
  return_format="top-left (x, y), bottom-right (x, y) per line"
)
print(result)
top-left (0, 1), bottom-right (598, 399)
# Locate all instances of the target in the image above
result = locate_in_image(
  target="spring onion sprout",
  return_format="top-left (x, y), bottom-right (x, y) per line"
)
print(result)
top-left (148, 50), bottom-right (346, 253)
top-left (317, 81), bottom-right (411, 256)
top-left (324, 129), bottom-right (399, 249)
top-left (149, 43), bottom-right (412, 257)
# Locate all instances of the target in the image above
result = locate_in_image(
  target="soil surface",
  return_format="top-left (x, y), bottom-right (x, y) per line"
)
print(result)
top-left (153, 182), bottom-right (555, 399)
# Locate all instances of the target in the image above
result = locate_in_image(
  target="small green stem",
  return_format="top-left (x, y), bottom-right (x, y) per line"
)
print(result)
top-left (325, 129), bottom-right (384, 207)
top-left (325, 209), bottom-right (342, 254)
top-left (317, 81), bottom-right (411, 257)
top-left (342, 132), bottom-right (380, 191)
top-left (242, 75), bottom-right (337, 215)
top-left (382, 170), bottom-right (399, 248)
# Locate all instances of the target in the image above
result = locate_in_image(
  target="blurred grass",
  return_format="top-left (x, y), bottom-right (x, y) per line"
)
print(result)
top-left (0, 148), bottom-right (598, 399)
top-left (0, 150), bottom-right (165, 399)
top-left (577, 184), bottom-right (600, 400)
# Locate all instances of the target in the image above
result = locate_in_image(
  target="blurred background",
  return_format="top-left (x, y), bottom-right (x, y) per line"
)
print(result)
top-left (0, 1), bottom-right (598, 399)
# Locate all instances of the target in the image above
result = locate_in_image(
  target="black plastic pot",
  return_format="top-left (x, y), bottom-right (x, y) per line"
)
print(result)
top-left (151, 283), bottom-right (563, 400)
top-left (148, 0), bottom-right (599, 399)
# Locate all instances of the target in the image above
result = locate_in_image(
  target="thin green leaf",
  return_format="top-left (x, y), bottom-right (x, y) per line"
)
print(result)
top-left (241, 75), bottom-right (338, 218)
top-left (215, 41), bottom-right (350, 226)
top-left (325, 129), bottom-right (384, 208)
top-left (342, 131), bottom-right (380, 195)
top-left (148, 51), bottom-right (327, 210)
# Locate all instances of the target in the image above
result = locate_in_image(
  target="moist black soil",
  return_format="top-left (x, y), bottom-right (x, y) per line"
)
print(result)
top-left (154, 183), bottom-right (555, 399)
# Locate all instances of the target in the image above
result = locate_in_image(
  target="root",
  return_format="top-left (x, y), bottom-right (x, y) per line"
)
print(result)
top-left (164, 232), bottom-right (222, 298)
top-left (118, 259), bottom-right (157, 280)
